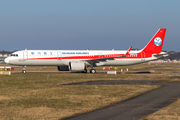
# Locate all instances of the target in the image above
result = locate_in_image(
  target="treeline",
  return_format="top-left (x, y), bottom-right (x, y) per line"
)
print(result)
top-left (165, 51), bottom-right (180, 60)
top-left (0, 50), bottom-right (16, 54)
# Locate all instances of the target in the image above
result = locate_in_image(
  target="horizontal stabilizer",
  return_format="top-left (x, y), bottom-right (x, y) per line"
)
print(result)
top-left (153, 52), bottom-right (169, 58)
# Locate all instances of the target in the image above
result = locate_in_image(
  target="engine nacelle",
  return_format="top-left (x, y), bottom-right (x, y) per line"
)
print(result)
top-left (57, 66), bottom-right (69, 71)
top-left (69, 61), bottom-right (85, 71)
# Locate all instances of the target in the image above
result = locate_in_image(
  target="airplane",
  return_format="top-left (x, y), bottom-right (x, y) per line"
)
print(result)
top-left (5, 28), bottom-right (168, 73)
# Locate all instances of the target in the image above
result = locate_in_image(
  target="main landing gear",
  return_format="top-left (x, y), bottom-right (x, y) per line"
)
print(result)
top-left (22, 66), bottom-right (26, 73)
top-left (82, 69), bottom-right (87, 73)
top-left (90, 69), bottom-right (96, 73)
top-left (89, 64), bottom-right (96, 74)
top-left (82, 69), bottom-right (96, 73)
top-left (82, 64), bottom-right (96, 73)
top-left (82, 68), bottom-right (96, 73)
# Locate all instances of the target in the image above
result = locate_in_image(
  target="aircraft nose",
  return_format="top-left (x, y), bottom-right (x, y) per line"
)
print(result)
top-left (4, 58), bottom-right (9, 64)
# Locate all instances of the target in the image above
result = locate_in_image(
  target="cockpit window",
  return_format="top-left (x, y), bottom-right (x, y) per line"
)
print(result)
top-left (11, 54), bottom-right (18, 57)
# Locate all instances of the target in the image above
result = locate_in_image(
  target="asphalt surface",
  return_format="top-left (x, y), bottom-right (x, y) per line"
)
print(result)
top-left (62, 80), bottom-right (180, 120)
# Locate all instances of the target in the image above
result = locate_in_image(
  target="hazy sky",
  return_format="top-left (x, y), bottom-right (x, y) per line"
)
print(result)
top-left (0, 0), bottom-right (180, 51)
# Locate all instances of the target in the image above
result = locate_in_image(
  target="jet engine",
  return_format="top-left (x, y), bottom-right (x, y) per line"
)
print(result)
top-left (69, 61), bottom-right (85, 71)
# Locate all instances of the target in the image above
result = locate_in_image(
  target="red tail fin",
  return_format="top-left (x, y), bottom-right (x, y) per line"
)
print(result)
top-left (142, 28), bottom-right (166, 54)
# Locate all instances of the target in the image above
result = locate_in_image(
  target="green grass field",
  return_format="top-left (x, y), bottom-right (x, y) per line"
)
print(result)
top-left (1, 63), bottom-right (180, 119)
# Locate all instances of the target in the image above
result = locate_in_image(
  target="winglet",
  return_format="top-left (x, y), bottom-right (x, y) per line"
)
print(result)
top-left (125, 46), bottom-right (132, 56)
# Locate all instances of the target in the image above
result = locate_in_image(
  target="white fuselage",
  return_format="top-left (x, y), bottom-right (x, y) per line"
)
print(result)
top-left (5, 50), bottom-right (159, 67)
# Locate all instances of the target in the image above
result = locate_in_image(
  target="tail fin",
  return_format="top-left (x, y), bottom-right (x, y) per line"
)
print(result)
top-left (141, 28), bottom-right (166, 54)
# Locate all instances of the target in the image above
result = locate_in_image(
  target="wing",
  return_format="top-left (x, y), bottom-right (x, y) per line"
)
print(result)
top-left (86, 46), bottom-right (132, 63)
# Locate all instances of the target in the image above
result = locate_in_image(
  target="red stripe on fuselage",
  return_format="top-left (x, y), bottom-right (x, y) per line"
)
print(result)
top-left (16, 52), bottom-right (152, 61)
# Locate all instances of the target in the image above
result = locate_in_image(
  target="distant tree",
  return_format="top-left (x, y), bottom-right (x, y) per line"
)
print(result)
top-left (0, 50), bottom-right (13, 54)
top-left (131, 48), bottom-right (140, 51)
top-left (168, 51), bottom-right (176, 54)
top-left (165, 51), bottom-right (180, 60)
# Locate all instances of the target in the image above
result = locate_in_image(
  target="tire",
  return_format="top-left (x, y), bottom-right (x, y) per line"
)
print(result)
top-left (22, 70), bottom-right (26, 73)
top-left (90, 69), bottom-right (96, 73)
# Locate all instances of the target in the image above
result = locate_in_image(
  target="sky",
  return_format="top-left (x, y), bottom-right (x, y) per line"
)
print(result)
top-left (0, 0), bottom-right (180, 52)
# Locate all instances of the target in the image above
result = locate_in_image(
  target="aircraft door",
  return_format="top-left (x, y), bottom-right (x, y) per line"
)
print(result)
top-left (23, 51), bottom-right (28, 60)
top-left (57, 52), bottom-right (62, 60)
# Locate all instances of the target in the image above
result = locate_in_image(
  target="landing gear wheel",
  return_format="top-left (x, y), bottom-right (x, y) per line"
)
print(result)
top-left (90, 69), bottom-right (96, 73)
top-left (22, 66), bottom-right (26, 74)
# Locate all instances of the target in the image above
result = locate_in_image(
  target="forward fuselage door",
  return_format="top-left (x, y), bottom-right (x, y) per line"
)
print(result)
top-left (23, 51), bottom-right (28, 60)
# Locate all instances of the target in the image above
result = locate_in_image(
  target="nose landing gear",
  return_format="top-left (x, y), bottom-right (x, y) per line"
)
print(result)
top-left (22, 66), bottom-right (26, 73)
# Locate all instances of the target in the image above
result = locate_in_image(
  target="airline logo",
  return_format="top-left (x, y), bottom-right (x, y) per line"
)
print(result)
top-left (154, 37), bottom-right (162, 46)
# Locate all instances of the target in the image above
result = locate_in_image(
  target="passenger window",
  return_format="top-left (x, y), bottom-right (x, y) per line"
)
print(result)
top-left (31, 52), bottom-right (35, 55)
top-left (50, 52), bottom-right (53, 55)
top-left (38, 52), bottom-right (41, 55)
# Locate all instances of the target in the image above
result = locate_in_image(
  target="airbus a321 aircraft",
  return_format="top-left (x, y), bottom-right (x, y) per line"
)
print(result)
top-left (5, 28), bottom-right (168, 73)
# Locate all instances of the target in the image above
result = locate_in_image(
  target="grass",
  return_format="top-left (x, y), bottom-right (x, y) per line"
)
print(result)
top-left (143, 99), bottom-right (180, 120)
top-left (0, 63), bottom-right (180, 119)
top-left (0, 84), bottom-right (159, 119)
